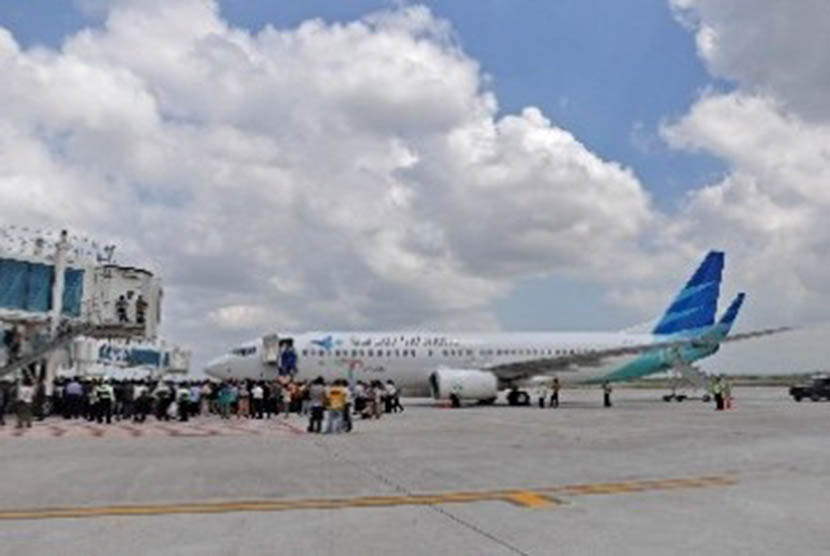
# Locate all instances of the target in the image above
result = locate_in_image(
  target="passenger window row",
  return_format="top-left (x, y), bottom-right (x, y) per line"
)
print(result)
top-left (302, 349), bottom-right (418, 358)
top-left (299, 346), bottom-right (596, 358)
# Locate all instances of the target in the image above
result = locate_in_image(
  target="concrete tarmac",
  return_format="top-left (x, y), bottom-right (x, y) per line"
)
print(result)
top-left (0, 387), bottom-right (828, 555)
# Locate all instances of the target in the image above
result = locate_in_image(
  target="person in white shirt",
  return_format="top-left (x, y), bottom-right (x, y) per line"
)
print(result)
top-left (251, 383), bottom-right (264, 419)
top-left (175, 384), bottom-right (191, 422)
top-left (388, 380), bottom-right (404, 413)
top-left (536, 385), bottom-right (548, 409)
top-left (281, 382), bottom-right (292, 419)
top-left (189, 383), bottom-right (202, 417)
top-left (132, 381), bottom-right (150, 423)
top-left (371, 381), bottom-right (383, 419)
top-left (200, 382), bottom-right (213, 416)
top-left (353, 381), bottom-right (367, 415)
top-left (16, 378), bottom-right (35, 429)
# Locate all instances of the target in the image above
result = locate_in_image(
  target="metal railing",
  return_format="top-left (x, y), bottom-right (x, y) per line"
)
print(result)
top-left (0, 321), bottom-right (148, 378)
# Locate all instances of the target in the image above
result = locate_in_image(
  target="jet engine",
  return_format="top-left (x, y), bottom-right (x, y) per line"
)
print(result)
top-left (429, 368), bottom-right (498, 407)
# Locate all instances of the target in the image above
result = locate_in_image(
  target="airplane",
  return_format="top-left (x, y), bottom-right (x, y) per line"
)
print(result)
top-left (204, 251), bottom-right (789, 406)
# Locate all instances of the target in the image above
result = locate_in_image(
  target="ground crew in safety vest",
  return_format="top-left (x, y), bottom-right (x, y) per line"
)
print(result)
top-left (95, 379), bottom-right (115, 424)
top-left (176, 385), bottom-right (191, 422)
top-left (712, 376), bottom-right (725, 410)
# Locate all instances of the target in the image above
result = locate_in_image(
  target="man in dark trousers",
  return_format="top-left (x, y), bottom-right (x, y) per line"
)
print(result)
top-left (2, 328), bottom-right (13, 362)
top-left (135, 295), bottom-right (148, 325)
top-left (115, 295), bottom-right (129, 323)
top-left (307, 377), bottom-right (326, 433)
top-left (712, 376), bottom-right (725, 411)
top-left (550, 378), bottom-right (560, 408)
top-left (64, 377), bottom-right (83, 419)
top-left (280, 343), bottom-right (298, 377)
top-left (95, 379), bottom-right (115, 424)
top-left (602, 381), bottom-right (613, 408)
top-left (8, 327), bottom-right (22, 363)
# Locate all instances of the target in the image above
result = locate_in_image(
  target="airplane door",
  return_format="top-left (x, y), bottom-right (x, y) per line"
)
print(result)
top-left (261, 334), bottom-right (280, 365)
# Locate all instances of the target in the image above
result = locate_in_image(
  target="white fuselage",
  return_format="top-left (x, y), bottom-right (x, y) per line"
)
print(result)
top-left (205, 330), bottom-right (666, 395)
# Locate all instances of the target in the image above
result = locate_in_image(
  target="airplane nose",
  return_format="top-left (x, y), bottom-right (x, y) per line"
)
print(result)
top-left (204, 354), bottom-right (230, 378)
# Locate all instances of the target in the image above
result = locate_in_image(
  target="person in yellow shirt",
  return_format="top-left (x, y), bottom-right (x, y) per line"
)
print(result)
top-left (325, 380), bottom-right (347, 434)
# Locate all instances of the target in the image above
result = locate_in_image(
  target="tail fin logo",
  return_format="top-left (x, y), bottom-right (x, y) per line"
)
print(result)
top-left (311, 335), bottom-right (334, 351)
top-left (653, 251), bottom-right (724, 336)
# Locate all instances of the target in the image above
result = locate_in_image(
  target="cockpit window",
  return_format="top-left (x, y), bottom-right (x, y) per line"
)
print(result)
top-left (231, 345), bottom-right (257, 357)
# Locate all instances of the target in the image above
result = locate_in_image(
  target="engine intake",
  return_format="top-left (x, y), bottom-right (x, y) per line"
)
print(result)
top-left (429, 368), bottom-right (498, 403)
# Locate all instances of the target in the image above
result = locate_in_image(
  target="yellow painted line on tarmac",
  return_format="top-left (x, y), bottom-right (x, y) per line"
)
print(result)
top-left (503, 491), bottom-right (559, 508)
top-left (547, 475), bottom-right (738, 497)
top-left (0, 475), bottom-right (736, 521)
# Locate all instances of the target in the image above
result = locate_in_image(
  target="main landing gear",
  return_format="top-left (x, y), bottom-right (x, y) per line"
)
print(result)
top-left (662, 390), bottom-right (711, 403)
top-left (506, 389), bottom-right (531, 407)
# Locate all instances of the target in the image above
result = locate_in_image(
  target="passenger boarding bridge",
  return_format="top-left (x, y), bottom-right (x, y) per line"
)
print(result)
top-left (68, 337), bottom-right (191, 377)
top-left (0, 227), bottom-right (166, 382)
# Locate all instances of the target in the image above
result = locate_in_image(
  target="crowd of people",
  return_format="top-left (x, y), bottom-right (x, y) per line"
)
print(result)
top-left (0, 371), bottom-right (738, 430)
top-left (0, 375), bottom-right (405, 433)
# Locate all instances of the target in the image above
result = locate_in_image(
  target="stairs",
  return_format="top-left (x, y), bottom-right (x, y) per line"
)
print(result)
top-left (672, 361), bottom-right (711, 392)
top-left (0, 322), bottom-right (145, 378)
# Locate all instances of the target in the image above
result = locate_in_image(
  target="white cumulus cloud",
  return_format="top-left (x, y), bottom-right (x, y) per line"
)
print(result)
top-left (659, 0), bottom-right (830, 371)
top-left (0, 1), bottom-right (657, 364)
top-left (670, 0), bottom-right (830, 122)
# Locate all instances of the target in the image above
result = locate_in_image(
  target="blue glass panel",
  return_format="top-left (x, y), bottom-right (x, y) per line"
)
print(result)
top-left (61, 268), bottom-right (84, 317)
top-left (25, 263), bottom-right (54, 312)
top-left (129, 348), bottom-right (161, 367)
top-left (0, 259), bottom-right (27, 310)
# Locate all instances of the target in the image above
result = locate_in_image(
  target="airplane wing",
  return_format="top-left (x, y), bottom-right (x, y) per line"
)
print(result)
top-left (718, 327), bottom-right (793, 343)
top-left (484, 326), bottom-right (794, 381)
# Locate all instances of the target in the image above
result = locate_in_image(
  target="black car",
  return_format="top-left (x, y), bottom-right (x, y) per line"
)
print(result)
top-left (789, 376), bottom-right (830, 402)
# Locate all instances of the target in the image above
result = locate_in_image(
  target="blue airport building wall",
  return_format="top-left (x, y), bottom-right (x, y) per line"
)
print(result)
top-left (0, 257), bottom-right (85, 317)
top-left (97, 344), bottom-right (167, 368)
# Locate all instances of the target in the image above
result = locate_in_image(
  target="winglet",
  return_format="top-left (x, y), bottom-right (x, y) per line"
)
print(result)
top-left (718, 292), bottom-right (745, 332)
